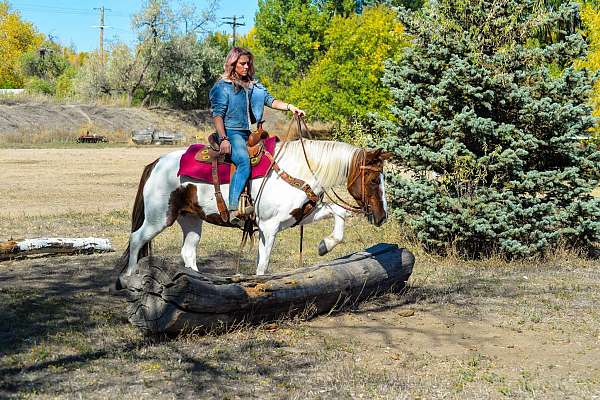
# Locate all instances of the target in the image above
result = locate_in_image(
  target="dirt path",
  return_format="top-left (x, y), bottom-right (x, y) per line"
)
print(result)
top-left (1, 252), bottom-right (599, 399)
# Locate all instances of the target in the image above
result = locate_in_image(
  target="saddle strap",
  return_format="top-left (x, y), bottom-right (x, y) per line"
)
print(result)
top-left (211, 158), bottom-right (230, 222)
top-left (263, 151), bottom-right (321, 226)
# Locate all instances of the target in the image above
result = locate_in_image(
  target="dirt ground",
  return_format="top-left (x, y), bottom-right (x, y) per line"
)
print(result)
top-left (1, 146), bottom-right (600, 399)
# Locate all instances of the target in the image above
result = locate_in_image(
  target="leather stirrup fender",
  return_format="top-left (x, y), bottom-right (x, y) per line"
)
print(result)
top-left (211, 158), bottom-right (229, 222)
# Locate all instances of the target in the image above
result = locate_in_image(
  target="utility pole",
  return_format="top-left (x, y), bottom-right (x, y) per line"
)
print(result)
top-left (93, 6), bottom-right (111, 63)
top-left (222, 15), bottom-right (245, 47)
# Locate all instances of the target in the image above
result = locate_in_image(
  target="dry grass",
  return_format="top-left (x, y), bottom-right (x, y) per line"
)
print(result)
top-left (1, 145), bottom-right (599, 399)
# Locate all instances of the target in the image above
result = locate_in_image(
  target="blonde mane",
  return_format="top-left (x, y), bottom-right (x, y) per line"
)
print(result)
top-left (275, 140), bottom-right (360, 190)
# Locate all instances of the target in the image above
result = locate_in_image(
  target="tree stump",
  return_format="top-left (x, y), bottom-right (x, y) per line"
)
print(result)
top-left (121, 243), bottom-right (414, 335)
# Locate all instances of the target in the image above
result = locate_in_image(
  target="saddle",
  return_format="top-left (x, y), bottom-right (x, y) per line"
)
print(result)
top-left (203, 128), bottom-right (269, 166)
top-left (205, 128), bottom-right (271, 223)
top-left (177, 128), bottom-right (321, 228)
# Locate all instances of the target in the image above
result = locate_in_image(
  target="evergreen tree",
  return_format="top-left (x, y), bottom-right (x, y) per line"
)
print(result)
top-left (376, 0), bottom-right (600, 257)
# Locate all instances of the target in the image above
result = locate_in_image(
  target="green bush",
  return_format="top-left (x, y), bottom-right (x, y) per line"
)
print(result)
top-left (331, 115), bottom-right (372, 147)
top-left (287, 6), bottom-right (407, 123)
top-left (20, 46), bottom-right (69, 80)
top-left (253, 0), bottom-right (353, 96)
top-left (376, 0), bottom-right (600, 258)
top-left (24, 76), bottom-right (54, 95)
top-left (55, 66), bottom-right (76, 98)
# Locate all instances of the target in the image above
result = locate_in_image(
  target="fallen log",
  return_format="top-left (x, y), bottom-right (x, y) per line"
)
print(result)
top-left (121, 243), bottom-right (414, 335)
top-left (0, 237), bottom-right (113, 261)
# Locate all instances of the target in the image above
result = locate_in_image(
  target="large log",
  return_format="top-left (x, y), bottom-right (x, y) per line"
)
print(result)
top-left (0, 237), bottom-right (113, 261)
top-left (121, 243), bottom-right (414, 335)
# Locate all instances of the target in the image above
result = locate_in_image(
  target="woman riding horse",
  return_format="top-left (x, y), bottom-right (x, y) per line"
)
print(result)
top-left (115, 50), bottom-right (391, 284)
top-left (209, 47), bottom-right (305, 226)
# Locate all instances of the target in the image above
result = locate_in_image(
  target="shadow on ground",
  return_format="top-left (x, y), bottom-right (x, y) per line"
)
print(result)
top-left (2, 251), bottom-right (597, 398)
top-left (0, 252), bottom-right (313, 398)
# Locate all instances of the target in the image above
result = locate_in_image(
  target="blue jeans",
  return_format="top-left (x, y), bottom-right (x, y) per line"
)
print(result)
top-left (227, 129), bottom-right (250, 211)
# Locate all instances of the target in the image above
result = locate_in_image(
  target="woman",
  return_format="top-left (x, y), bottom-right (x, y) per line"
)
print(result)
top-left (209, 47), bottom-right (305, 225)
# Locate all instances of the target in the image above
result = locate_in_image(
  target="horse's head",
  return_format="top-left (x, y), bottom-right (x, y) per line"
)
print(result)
top-left (347, 149), bottom-right (393, 227)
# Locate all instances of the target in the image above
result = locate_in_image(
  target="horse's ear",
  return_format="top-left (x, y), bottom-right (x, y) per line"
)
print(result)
top-left (365, 148), bottom-right (382, 163)
top-left (366, 148), bottom-right (392, 163)
top-left (380, 151), bottom-right (393, 161)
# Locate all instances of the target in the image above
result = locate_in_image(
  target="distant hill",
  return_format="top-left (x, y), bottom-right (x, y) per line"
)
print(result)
top-left (0, 97), bottom-right (327, 145)
top-left (0, 98), bottom-right (212, 143)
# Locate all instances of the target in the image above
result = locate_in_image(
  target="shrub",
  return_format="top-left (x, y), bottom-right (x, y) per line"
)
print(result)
top-left (331, 115), bottom-right (372, 147)
top-left (24, 76), bottom-right (54, 95)
top-left (55, 66), bottom-right (76, 98)
top-left (287, 6), bottom-right (407, 123)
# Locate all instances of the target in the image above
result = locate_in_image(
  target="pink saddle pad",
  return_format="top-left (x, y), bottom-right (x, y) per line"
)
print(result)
top-left (177, 136), bottom-right (278, 184)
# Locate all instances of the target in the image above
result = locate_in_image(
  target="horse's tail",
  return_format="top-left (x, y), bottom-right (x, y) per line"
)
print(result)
top-left (112, 158), bottom-right (160, 292)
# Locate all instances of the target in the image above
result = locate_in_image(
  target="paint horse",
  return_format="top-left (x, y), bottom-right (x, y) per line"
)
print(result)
top-left (116, 139), bottom-right (391, 281)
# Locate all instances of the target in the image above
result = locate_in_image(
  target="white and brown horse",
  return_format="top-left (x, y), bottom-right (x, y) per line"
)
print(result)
top-left (116, 139), bottom-right (391, 282)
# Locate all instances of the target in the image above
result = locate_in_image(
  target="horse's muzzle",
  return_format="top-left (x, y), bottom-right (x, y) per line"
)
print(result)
top-left (368, 212), bottom-right (387, 227)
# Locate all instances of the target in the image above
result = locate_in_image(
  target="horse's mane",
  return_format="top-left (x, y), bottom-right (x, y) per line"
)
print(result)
top-left (275, 139), bottom-right (360, 189)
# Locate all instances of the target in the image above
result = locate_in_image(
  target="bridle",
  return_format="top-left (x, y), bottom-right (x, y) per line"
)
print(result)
top-left (294, 116), bottom-right (383, 218)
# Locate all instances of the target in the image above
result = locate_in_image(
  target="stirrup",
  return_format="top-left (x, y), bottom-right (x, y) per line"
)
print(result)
top-left (238, 193), bottom-right (254, 217)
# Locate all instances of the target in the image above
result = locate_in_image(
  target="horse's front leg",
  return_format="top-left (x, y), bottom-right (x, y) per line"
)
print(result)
top-left (256, 220), bottom-right (278, 276)
top-left (300, 203), bottom-right (349, 256)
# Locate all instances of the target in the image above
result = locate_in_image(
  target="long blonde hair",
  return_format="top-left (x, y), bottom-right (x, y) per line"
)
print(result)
top-left (222, 47), bottom-right (255, 89)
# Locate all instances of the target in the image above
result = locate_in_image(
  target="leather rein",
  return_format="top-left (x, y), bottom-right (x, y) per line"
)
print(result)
top-left (294, 116), bottom-right (380, 219)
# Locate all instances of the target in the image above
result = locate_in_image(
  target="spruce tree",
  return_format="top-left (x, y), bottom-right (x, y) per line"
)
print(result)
top-left (376, 0), bottom-right (600, 257)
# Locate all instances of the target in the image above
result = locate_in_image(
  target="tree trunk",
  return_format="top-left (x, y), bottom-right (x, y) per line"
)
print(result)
top-left (120, 243), bottom-right (414, 335)
top-left (0, 237), bottom-right (113, 261)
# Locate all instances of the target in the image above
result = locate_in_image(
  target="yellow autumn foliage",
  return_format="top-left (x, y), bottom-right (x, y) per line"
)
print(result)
top-left (577, 2), bottom-right (600, 136)
top-left (286, 6), bottom-right (407, 122)
top-left (0, 1), bottom-right (44, 88)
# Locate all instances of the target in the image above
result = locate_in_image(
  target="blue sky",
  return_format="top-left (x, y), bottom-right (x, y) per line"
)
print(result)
top-left (9, 1), bottom-right (258, 52)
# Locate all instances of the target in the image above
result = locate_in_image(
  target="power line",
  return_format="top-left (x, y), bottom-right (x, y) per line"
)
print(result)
top-left (13, 2), bottom-right (129, 17)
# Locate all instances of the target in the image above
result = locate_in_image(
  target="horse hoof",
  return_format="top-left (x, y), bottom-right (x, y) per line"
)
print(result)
top-left (318, 240), bottom-right (329, 256)
top-left (109, 280), bottom-right (124, 294)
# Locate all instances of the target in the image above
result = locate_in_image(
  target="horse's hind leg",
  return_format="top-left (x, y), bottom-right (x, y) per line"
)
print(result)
top-left (177, 213), bottom-right (203, 271)
top-left (126, 201), bottom-right (170, 276)
top-left (300, 204), bottom-right (349, 256)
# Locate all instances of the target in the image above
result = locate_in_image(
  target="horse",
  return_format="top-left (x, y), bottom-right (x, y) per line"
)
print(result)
top-left (115, 138), bottom-right (392, 283)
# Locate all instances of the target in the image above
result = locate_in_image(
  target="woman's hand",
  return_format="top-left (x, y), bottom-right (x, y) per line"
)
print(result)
top-left (288, 104), bottom-right (305, 117)
top-left (219, 138), bottom-right (231, 154)
top-left (288, 104), bottom-right (306, 117)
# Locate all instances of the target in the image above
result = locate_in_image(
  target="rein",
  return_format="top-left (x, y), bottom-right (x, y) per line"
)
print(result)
top-left (294, 116), bottom-right (376, 217)
top-left (250, 116), bottom-right (379, 269)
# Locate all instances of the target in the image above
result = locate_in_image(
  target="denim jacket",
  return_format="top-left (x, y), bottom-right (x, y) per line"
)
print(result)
top-left (209, 79), bottom-right (275, 130)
